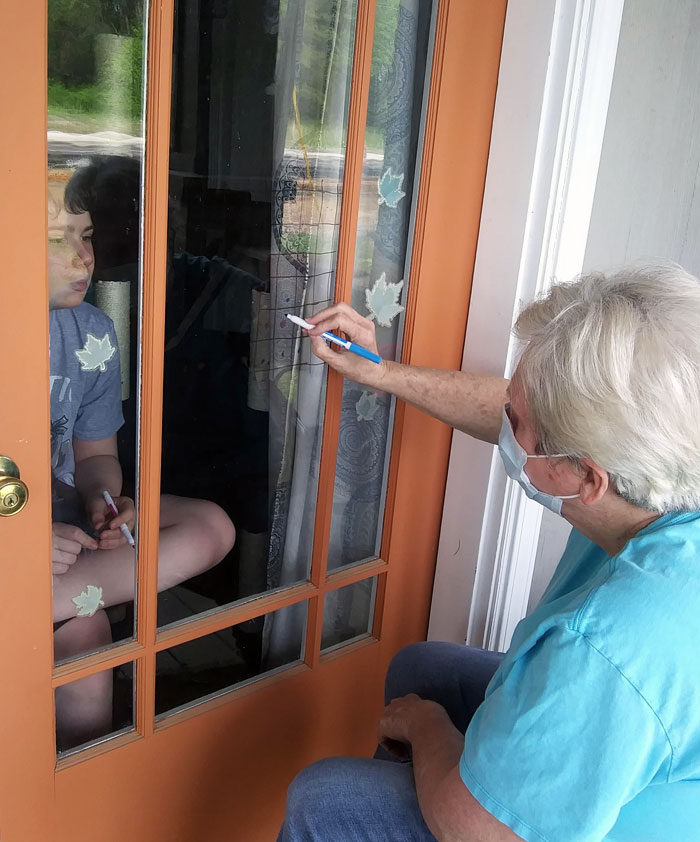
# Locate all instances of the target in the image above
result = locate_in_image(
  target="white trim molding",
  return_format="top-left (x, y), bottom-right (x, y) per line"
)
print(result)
top-left (427, 0), bottom-right (624, 648)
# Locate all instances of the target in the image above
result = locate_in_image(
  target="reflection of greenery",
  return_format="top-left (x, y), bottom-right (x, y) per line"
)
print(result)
top-left (293, 119), bottom-right (385, 155)
top-left (354, 236), bottom-right (375, 279)
top-left (48, 80), bottom-right (102, 114)
top-left (280, 232), bottom-right (312, 255)
top-left (366, 0), bottom-right (402, 130)
top-left (295, 1), bottom-right (354, 125)
top-left (49, 0), bottom-right (402, 150)
top-left (125, 23), bottom-right (145, 121)
top-left (291, 0), bottom-right (401, 153)
top-left (49, 0), bottom-right (143, 83)
top-left (48, 0), bottom-right (144, 132)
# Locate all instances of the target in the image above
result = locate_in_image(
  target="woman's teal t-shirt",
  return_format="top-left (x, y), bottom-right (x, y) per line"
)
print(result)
top-left (460, 512), bottom-right (700, 842)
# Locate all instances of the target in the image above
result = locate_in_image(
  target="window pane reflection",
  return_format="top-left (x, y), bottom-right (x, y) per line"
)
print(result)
top-left (156, 1), bottom-right (359, 643)
top-left (328, 0), bottom-right (434, 570)
top-left (321, 578), bottom-right (377, 652)
top-left (155, 602), bottom-right (306, 717)
top-left (56, 661), bottom-right (134, 758)
top-left (48, 0), bottom-right (147, 664)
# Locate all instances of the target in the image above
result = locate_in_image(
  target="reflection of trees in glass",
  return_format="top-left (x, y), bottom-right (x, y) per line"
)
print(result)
top-left (289, 0), bottom-right (401, 153)
top-left (292, 0), bottom-right (355, 149)
top-left (366, 0), bottom-right (401, 134)
top-left (48, 0), bottom-right (144, 131)
top-left (49, 0), bottom-right (401, 141)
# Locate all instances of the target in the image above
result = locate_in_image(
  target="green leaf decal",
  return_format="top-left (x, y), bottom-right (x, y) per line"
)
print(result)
top-left (356, 390), bottom-right (380, 422)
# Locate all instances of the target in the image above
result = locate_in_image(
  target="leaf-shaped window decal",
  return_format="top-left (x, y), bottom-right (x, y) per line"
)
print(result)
top-left (355, 390), bottom-right (380, 422)
top-left (72, 585), bottom-right (105, 617)
top-left (75, 333), bottom-right (116, 372)
top-left (365, 273), bottom-right (405, 328)
top-left (377, 167), bottom-right (406, 209)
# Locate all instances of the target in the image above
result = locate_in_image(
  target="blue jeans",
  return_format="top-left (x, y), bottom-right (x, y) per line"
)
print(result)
top-left (277, 642), bottom-right (504, 842)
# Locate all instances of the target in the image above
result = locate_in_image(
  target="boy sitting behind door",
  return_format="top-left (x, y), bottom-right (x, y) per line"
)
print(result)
top-left (48, 170), bottom-right (236, 749)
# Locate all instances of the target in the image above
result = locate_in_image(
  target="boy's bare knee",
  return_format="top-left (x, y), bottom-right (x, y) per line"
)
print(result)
top-left (158, 494), bottom-right (235, 573)
top-left (175, 497), bottom-right (236, 563)
top-left (198, 500), bottom-right (236, 559)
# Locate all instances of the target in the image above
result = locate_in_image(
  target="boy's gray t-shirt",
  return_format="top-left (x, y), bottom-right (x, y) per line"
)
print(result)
top-left (49, 302), bottom-right (124, 490)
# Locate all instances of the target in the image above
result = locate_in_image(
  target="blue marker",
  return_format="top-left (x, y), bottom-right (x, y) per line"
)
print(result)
top-left (285, 313), bottom-right (382, 364)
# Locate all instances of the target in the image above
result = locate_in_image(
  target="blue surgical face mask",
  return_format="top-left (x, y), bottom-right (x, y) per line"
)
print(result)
top-left (498, 404), bottom-right (580, 516)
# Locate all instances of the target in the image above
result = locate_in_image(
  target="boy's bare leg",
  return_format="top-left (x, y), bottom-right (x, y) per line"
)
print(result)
top-left (52, 495), bottom-right (236, 623)
top-left (54, 611), bottom-right (113, 748)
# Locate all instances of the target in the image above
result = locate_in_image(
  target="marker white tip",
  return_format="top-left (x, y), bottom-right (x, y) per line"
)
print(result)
top-left (285, 313), bottom-right (315, 331)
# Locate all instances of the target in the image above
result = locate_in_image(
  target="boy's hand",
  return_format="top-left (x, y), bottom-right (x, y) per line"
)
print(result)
top-left (306, 303), bottom-right (387, 388)
top-left (52, 522), bottom-right (98, 574)
top-left (85, 493), bottom-right (136, 549)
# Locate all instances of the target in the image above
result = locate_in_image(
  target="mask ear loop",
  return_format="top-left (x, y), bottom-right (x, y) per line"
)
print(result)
top-left (528, 453), bottom-right (574, 460)
top-left (504, 405), bottom-right (581, 499)
top-left (504, 404), bottom-right (572, 461)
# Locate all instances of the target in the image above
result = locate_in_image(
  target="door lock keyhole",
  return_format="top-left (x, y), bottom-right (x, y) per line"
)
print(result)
top-left (0, 456), bottom-right (29, 517)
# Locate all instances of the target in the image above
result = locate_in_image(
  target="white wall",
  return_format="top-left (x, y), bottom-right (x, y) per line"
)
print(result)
top-left (585, 0), bottom-right (700, 275)
top-left (429, 0), bottom-right (628, 644)
top-left (529, 0), bottom-right (700, 607)
top-left (427, 0), bottom-right (562, 645)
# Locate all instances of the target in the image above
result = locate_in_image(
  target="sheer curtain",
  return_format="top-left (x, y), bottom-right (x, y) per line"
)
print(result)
top-left (254, 0), bottom-right (355, 665)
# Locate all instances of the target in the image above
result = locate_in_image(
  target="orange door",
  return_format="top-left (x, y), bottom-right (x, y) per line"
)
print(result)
top-left (0, 1), bottom-right (506, 840)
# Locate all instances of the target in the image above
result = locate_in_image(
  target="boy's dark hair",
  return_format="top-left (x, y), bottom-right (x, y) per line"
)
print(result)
top-left (65, 155), bottom-right (141, 270)
top-left (65, 155), bottom-right (140, 232)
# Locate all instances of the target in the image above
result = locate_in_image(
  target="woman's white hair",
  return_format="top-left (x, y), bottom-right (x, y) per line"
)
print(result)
top-left (513, 263), bottom-right (700, 513)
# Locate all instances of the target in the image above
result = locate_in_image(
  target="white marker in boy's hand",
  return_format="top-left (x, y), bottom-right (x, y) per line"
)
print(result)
top-left (285, 313), bottom-right (382, 364)
top-left (102, 490), bottom-right (136, 547)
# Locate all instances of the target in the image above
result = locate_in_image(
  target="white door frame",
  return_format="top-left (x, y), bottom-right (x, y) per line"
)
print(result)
top-left (427, 0), bottom-right (624, 648)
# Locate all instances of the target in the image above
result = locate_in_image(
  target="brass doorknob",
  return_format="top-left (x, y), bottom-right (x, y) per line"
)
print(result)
top-left (0, 456), bottom-right (29, 517)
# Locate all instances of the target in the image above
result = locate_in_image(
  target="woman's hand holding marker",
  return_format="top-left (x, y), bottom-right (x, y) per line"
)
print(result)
top-left (295, 303), bottom-right (387, 387)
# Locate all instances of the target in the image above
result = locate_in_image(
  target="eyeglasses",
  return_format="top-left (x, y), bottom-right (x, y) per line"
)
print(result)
top-left (504, 403), bottom-right (571, 460)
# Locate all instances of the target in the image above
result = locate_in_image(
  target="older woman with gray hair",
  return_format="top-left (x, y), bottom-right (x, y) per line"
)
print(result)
top-left (277, 264), bottom-right (700, 842)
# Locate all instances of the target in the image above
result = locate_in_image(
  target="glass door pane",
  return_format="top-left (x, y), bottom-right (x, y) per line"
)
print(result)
top-left (148, 1), bottom-right (435, 713)
top-left (155, 602), bottom-right (306, 718)
top-left (56, 661), bottom-right (135, 757)
top-left (321, 577), bottom-right (377, 652)
top-left (156, 0), bottom-right (361, 638)
top-left (46, 0), bottom-right (437, 726)
top-left (48, 0), bottom-right (147, 684)
top-left (328, 0), bottom-right (434, 570)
